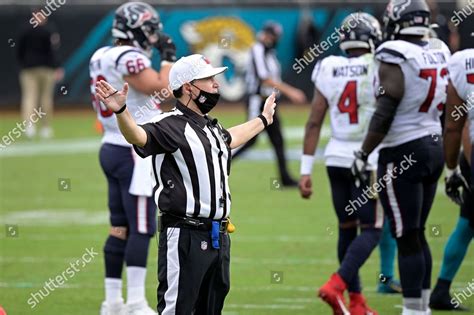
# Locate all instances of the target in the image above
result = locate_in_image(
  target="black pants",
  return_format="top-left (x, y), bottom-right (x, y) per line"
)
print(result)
top-left (377, 135), bottom-right (444, 238)
top-left (232, 95), bottom-right (293, 181)
top-left (326, 166), bottom-right (383, 227)
top-left (157, 226), bottom-right (230, 315)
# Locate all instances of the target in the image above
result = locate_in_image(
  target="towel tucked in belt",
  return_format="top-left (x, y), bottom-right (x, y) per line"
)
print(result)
top-left (129, 150), bottom-right (153, 197)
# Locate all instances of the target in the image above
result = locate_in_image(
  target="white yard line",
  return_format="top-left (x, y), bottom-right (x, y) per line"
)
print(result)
top-left (0, 127), bottom-right (331, 159)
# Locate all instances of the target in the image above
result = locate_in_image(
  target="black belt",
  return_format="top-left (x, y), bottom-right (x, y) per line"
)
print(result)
top-left (160, 213), bottom-right (228, 233)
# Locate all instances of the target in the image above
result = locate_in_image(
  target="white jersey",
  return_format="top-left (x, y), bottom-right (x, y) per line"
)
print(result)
top-left (89, 45), bottom-right (162, 147)
top-left (448, 49), bottom-right (474, 142)
top-left (312, 53), bottom-right (378, 169)
top-left (375, 40), bottom-right (451, 148)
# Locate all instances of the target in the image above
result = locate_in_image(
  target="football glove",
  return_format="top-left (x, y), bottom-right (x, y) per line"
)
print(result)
top-left (351, 150), bottom-right (369, 188)
top-left (445, 166), bottom-right (471, 205)
top-left (155, 32), bottom-right (177, 62)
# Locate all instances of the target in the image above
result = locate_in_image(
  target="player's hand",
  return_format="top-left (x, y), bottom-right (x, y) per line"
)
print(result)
top-left (262, 91), bottom-right (277, 125)
top-left (95, 80), bottom-right (128, 112)
top-left (445, 167), bottom-right (471, 205)
top-left (351, 150), bottom-right (369, 188)
top-left (299, 175), bottom-right (313, 199)
top-left (287, 88), bottom-right (307, 104)
top-left (155, 32), bottom-right (177, 62)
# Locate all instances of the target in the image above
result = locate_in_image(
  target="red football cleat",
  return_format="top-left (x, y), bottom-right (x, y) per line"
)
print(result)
top-left (318, 273), bottom-right (350, 315)
top-left (349, 292), bottom-right (378, 315)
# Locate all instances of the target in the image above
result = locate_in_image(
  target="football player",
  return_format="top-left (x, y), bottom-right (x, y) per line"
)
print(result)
top-left (299, 12), bottom-right (383, 315)
top-left (89, 2), bottom-right (176, 315)
top-left (430, 47), bottom-right (473, 311)
top-left (351, 1), bottom-right (450, 314)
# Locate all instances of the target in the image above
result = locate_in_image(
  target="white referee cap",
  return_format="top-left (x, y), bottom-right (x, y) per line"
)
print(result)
top-left (169, 54), bottom-right (227, 91)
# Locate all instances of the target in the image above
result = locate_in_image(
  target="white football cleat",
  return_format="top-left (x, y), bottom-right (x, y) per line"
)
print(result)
top-left (126, 300), bottom-right (157, 315)
top-left (100, 300), bottom-right (126, 315)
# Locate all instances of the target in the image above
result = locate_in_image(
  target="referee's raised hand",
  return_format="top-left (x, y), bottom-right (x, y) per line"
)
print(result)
top-left (262, 91), bottom-right (277, 125)
top-left (95, 80), bottom-right (129, 112)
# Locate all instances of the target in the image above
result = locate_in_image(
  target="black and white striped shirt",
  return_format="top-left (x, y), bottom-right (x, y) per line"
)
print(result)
top-left (245, 41), bottom-right (282, 97)
top-left (134, 101), bottom-right (232, 220)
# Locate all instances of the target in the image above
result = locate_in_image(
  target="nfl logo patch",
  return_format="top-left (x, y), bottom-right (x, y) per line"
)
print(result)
top-left (201, 241), bottom-right (208, 250)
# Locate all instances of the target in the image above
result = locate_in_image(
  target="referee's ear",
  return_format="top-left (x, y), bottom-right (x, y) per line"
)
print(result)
top-left (182, 82), bottom-right (193, 96)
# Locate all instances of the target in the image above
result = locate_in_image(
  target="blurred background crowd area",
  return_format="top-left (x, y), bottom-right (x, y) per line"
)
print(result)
top-left (1, 0), bottom-right (473, 108)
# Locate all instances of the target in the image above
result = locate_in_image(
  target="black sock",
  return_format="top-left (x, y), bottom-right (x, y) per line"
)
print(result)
top-left (104, 236), bottom-right (126, 278)
top-left (125, 233), bottom-right (151, 267)
top-left (338, 228), bottom-right (381, 292)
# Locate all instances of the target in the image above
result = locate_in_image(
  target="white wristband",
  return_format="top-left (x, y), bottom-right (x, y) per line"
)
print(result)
top-left (300, 154), bottom-right (315, 175)
top-left (445, 166), bottom-right (459, 178)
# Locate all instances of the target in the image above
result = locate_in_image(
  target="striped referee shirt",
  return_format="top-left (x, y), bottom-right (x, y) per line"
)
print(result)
top-left (245, 41), bottom-right (282, 97)
top-left (133, 101), bottom-right (232, 220)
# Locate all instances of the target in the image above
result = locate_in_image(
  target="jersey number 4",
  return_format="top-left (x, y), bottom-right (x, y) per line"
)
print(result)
top-left (337, 81), bottom-right (358, 124)
top-left (418, 68), bottom-right (448, 112)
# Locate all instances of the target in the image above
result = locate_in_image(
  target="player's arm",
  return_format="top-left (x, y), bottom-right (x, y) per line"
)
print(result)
top-left (351, 62), bottom-right (403, 187)
top-left (227, 92), bottom-right (277, 149)
top-left (443, 79), bottom-right (470, 204)
top-left (444, 79), bottom-right (467, 169)
top-left (361, 62), bottom-right (404, 154)
top-left (462, 123), bottom-right (471, 166)
top-left (95, 80), bottom-right (147, 147)
top-left (124, 64), bottom-right (172, 96)
top-left (123, 33), bottom-right (176, 97)
top-left (299, 88), bottom-right (328, 199)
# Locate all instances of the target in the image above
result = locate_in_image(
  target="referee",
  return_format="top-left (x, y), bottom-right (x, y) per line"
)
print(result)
top-left (95, 54), bottom-right (277, 315)
top-left (233, 21), bottom-right (307, 186)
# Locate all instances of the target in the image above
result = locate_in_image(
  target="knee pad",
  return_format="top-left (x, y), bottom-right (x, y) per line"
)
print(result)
top-left (396, 229), bottom-right (422, 256)
top-left (104, 234), bottom-right (127, 256)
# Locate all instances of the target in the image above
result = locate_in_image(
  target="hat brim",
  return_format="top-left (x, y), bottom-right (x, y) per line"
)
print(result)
top-left (193, 66), bottom-right (228, 80)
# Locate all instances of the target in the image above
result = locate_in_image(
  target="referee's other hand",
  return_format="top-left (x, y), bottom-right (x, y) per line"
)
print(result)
top-left (262, 91), bottom-right (277, 125)
top-left (299, 175), bottom-right (313, 199)
top-left (95, 80), bottom-right (129, 112)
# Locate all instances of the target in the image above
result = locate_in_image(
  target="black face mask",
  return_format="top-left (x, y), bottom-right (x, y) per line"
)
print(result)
top-left (190, 84), bottom-right (220, 114)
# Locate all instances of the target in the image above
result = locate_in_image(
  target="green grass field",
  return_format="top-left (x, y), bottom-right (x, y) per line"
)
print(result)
top-left (0, 105), bottom-right (473, 315)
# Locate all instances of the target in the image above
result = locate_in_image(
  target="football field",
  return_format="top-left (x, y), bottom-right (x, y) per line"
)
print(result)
top-left (1, 105), bottom-right (473, 315)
